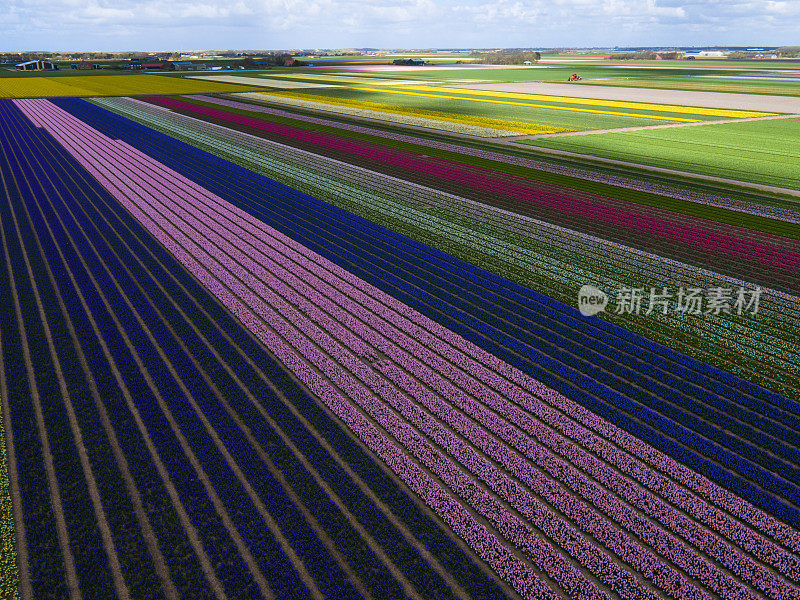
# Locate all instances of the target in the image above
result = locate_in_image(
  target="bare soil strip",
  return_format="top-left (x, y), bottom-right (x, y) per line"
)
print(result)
top-left (453, 81), bottom-right (800, 113)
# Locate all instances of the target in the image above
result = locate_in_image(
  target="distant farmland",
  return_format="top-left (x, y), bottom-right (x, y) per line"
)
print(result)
top-left (1, 62), bottom-right (799, 600)
top-left (0, 73), bottom-right (262, 98)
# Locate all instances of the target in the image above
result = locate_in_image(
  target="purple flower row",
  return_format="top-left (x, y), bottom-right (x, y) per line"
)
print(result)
top-left (19, 97), bottom-right (558, 600)
top-left (21, 97), bottom-right (800, 600)
top-left (98, 95), bottom-right (800, 566)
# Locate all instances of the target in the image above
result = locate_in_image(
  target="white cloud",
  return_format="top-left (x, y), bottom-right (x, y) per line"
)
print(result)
top-left (1, 0), bottom-right (798, 50)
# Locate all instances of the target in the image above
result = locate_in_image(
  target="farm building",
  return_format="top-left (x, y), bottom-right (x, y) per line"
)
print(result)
top-left (393, 58), bottom-right (426, 66)
top-left (172, 61), bottom-right (197, 71)
top-left (15, 59), bottom-right (56, 71)
top-left (70, 61), bottom-right (98, 70)
top-left (140, 62), bottom-right (174, 70)
top-left (683, 50), bottom-right (727, 58)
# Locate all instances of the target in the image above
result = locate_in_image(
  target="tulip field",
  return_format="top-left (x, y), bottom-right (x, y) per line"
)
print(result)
top-left (1, 86), bottom-right (799, 600)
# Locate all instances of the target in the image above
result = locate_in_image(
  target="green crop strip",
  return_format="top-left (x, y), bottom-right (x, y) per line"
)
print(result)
top-left (523, 118), bottom-right (800, 192)
top-left (179, 95), bottom-right (800, 239)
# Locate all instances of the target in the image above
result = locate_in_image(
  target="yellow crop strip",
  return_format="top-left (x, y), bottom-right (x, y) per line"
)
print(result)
top-left (0, 74), bottom-right (261, 98)
top-left (401, 85), bottom-right (774, 119)
top-left (263, 73), bottom-right (437, 86)
top-left (263, 74), bottom-right (386, 84)
top-left (353, 87), bottom-right (702, 122)
top-left (255, 90), bottom-right (570, 135)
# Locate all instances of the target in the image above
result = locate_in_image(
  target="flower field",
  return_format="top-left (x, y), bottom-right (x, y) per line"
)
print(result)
top-left (0, 74), bottom-right (262, 99)
top-left (236, 77), bottom-right (779, 134)
top-left (238, 89), bottom-right (566, 136)
top-left (1, 90), bottom-right (799, 600)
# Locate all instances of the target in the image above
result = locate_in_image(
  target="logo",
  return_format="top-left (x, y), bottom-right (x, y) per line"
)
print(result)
top-left (577, 284), bottom-right (608, 316)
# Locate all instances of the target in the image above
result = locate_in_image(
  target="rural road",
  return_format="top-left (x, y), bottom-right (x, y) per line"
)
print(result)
top-left (452, 81), bottom-right (800, 113)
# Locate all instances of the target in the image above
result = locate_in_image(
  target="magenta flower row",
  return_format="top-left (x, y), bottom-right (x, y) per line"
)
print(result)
top-left (148, 95), bottom-right (800, 275)
top-left (183, 94), bottom-right (800, 225)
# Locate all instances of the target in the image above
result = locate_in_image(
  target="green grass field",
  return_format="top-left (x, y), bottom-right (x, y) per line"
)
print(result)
top-left (251, 63), bottom-right (800, 95)
top-left (576, 76), bottom-right (800, 96)
top-left (520, 118), bottom-right (800, 190)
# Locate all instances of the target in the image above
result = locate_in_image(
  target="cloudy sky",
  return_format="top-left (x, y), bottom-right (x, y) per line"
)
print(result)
top-left (1, 0), bottom-right (798, 51)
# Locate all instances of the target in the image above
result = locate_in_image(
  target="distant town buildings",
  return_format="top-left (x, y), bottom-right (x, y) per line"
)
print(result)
top-left (71, 61), bottom-right (98, 70)
top-left (682, 50), bottom-right (727, 58)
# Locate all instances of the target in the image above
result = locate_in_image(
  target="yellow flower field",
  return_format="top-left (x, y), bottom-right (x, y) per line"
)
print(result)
top-left (246, 89), bottom-right (570, 135)
top-left (263, 73), bottom-right (437, 86)
top-left (353, 86), bottom-right (703, 122)
top-left (400, 85), bottom-right (775, 119)
top-left (0, 74), bottom-right (262, 98)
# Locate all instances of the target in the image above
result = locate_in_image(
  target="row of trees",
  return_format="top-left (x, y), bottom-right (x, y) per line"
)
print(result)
top-left (237, 54), bottom-right (307, 68)
top-left (478, 51), bottom-right (541, 65)
top-left (729, 47), bottom-right (800, 59)
top-left (610, 51), bottom-right (679, 60)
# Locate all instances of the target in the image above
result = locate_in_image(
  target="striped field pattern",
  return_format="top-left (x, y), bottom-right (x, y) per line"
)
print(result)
top-left (1, 95), bottom-right (799, 600)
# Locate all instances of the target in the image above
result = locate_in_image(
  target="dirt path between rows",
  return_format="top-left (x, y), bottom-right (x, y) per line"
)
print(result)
top-left (452, 81), bottom-right (800, 113)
